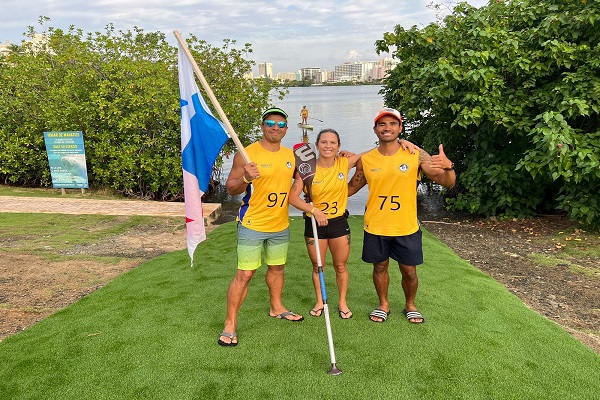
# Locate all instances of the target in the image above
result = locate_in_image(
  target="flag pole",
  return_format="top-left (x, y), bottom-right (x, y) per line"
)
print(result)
top-left (174, 30), bottom-right (251, 163)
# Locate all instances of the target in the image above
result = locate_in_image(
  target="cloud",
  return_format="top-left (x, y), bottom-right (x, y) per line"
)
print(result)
top-left (346, 50), bottom-right (361, 62)
top-left (1, 0), bottom-right (490, 73)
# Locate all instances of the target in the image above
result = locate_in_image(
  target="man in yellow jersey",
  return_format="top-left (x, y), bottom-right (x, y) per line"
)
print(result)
top-left (348, 108), bottom-right (456, 324)
top-left (218, 107), bottom-right (304, 347)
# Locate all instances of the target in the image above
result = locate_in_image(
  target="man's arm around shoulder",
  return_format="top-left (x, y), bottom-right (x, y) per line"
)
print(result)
top-left (348, 158), bottom-right (367, 196)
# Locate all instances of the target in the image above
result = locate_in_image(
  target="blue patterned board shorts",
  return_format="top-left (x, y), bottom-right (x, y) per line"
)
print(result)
top-left (237, 223), bottom-right (290, 270)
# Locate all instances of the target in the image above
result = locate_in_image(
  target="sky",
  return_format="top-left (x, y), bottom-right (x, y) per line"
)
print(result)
top-left (1, 0), bottom-right (488, 75)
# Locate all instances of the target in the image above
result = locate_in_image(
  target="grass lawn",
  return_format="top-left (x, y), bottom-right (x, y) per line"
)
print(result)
top-left (0, 216), bottom-right (598, 399)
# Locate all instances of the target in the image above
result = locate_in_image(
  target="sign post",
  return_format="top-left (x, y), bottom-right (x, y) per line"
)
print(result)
top-left (43, 131), bottom-right (89, 192)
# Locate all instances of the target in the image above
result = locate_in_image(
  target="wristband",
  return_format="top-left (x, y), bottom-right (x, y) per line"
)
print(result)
top-left (310, 207), bottom-right (317, 214)
top-left (243, 175), bottom-right (253, 183)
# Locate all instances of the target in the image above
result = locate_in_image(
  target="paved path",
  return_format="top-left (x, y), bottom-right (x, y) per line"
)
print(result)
top-left (0, 196), bottom-right (222, 224)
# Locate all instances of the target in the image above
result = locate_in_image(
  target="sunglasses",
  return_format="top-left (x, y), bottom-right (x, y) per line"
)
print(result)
top-left (264, 120), bottom-right (288, 128)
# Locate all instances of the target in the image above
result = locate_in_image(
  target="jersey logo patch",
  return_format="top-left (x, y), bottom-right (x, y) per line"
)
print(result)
top-left (338, 173), bottom-right (345, 180)
top-left (399, 164), bottom-right (409, 172)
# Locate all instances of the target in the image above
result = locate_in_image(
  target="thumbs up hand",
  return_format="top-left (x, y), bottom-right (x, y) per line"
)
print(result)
top-left (438, 144), bottom-right (446, 156)
top-left (430, 144), bottom-right (454, 171)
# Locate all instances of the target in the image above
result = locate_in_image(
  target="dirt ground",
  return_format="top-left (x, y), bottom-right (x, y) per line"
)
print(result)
top-left (1, 214), bottom-right (598, 354)
top-left (422, 215), bottom-right (599, 353)
top-left (0, 221), bottom-right (189, 342)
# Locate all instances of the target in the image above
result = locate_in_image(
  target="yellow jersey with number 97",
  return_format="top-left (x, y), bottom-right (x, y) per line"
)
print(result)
top-left (362, 147), bottom-right (420, 236)
top-left (237, 142), bottom-right (295, 232)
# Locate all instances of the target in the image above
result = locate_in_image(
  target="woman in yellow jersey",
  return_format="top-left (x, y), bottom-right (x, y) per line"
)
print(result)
top-left (289, 129), bottom-right (361, 319)
top-left (289, 129), bottom-right (416, 319)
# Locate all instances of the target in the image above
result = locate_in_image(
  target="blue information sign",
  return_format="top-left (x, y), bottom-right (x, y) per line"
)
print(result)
top-left (43, 131), bottom-right (89, 189)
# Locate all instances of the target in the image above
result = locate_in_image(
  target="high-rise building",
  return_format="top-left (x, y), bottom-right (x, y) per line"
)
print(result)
top-left (258, 62), bottom-right (273, 79)
top-left (1, 34), bottom-right (51, 56)
top-left (370, 58), bottom-right (400, 80)
top-left (332, 59), bottom-right (400, 82)
top-left (334, 62), bottom-right (363, 82)
top-left (276, 72), bottom-right (297, 82)
top-left (0, 40), bottom-right (12, 56)
top-left (299, 67), bottom-right (323, 84)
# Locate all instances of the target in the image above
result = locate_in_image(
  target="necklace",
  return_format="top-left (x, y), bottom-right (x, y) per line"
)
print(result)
top-left (317, 163), bottom-right (335, 180)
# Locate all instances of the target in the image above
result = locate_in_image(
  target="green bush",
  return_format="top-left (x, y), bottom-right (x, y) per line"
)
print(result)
top-left (0, 20), bottom-right (284, 199)
top-left (377, 0), bottom-right (600, 227)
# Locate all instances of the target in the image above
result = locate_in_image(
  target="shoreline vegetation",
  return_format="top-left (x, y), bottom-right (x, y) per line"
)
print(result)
top-left (272, 79), bottom-right (385, 88)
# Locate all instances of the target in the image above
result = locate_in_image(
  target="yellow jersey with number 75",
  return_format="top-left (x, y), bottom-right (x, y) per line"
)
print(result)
top-left (362, 147), bottom-right (420, 236)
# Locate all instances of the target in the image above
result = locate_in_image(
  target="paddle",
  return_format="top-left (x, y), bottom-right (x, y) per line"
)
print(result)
top-left (308, 117), bottom-right (324, 122)
top-left (292, 142), bottom-right (342, 376)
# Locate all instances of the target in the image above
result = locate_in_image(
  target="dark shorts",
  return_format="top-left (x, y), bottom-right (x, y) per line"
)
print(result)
top-left (304, 211), bottom-right (350, 239)
top-left (362, 229), bottom-right (423, 266)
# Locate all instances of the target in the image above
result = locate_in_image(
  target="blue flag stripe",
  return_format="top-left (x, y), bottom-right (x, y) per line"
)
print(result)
top-left (181, 93), bottom-right (228, 193)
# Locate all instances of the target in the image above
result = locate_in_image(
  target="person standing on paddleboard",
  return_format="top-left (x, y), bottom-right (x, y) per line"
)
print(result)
top-left (301, 105), bottom-right (309, 125)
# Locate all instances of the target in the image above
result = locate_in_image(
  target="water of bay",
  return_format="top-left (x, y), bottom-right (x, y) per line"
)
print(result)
top-left (276, 85), bottom-right (386, 217)
top-left (206, 85), bottom-right (445, 222)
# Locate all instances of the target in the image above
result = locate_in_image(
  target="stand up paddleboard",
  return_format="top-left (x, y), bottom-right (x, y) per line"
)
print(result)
top-left (297, 122), bottom-right (314, 130)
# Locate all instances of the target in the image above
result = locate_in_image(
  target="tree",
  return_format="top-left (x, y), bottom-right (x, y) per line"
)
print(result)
top-left (376, 0), bottom-right (600, 227)
top-left (0, 19), bottom-right (284, 199)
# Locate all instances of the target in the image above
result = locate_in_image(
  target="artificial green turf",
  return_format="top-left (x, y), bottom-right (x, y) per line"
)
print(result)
top-left (0, 217), bottom-right (598, 399)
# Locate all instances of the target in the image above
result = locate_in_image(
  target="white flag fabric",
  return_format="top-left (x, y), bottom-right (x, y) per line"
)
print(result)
top-left (177, 42), bottom-right (229, 265)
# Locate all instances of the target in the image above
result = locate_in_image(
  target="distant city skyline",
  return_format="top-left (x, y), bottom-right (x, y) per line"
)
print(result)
top-left (254, 57), bottom-right (394, 76)
top-left (250, 58), bottom-right (399, 84)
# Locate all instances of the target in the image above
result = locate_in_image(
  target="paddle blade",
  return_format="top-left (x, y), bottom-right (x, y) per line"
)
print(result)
top-left (293, 143), bottom-right (317, 200)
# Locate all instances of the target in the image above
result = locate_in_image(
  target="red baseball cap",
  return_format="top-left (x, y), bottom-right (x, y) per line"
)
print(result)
top-left (374, 107), bottom-right (402, 124)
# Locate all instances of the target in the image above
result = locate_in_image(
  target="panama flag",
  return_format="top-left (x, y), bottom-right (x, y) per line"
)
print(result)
top-left (178, 42), bottom-right (229, 265)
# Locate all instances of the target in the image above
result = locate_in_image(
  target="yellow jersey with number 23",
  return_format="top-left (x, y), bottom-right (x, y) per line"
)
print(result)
top-left (310, 156), bottom-right (349, 219)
